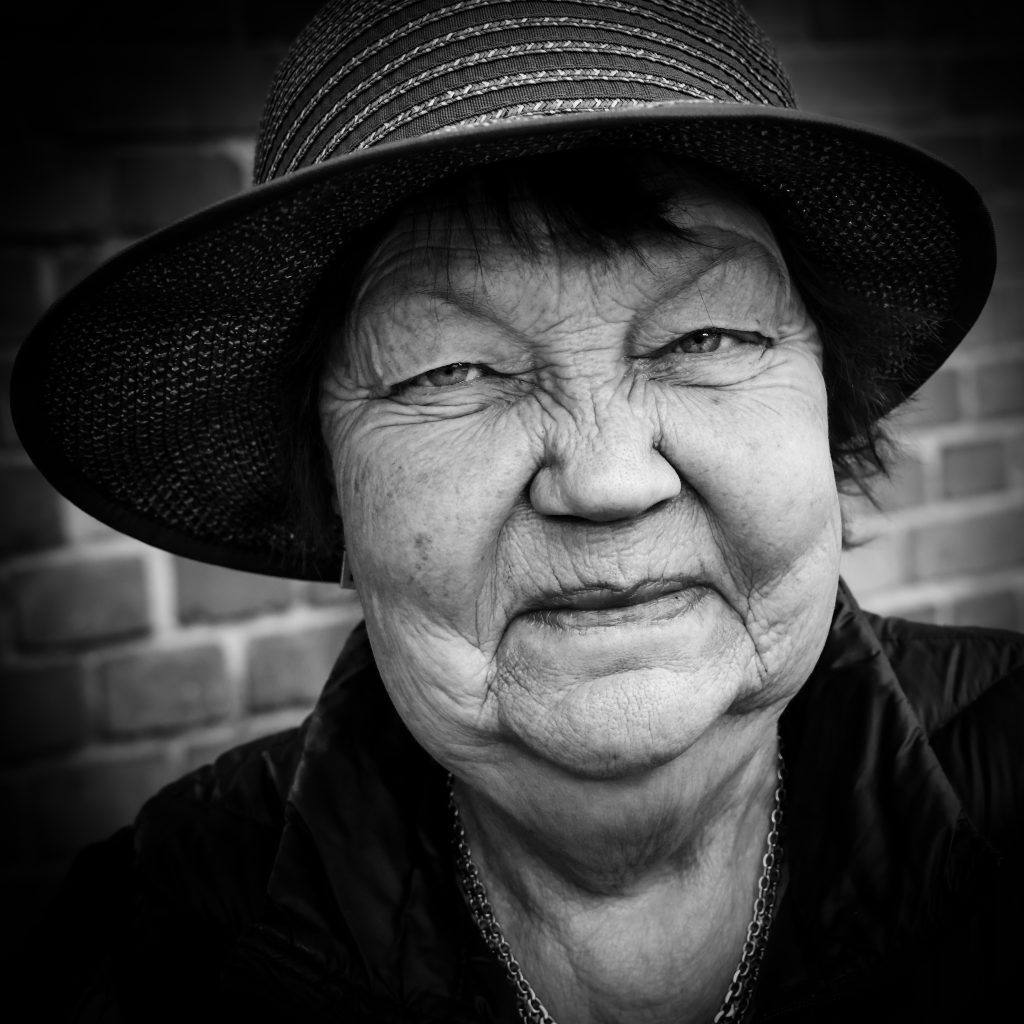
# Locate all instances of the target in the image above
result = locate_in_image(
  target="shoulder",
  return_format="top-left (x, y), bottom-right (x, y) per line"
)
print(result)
top-left (29, 627), bottom-right (381, 1018)
top-left (130, 621), bottom-right (374, 896)
top-left (141, 722), bottom-right (304, 835)
top-left (864, 612), bottom-right (1024, 733)
top-left (132, 723), bottom-right (306, 913)
top-left (866, 611), bottom-right (1024, 846)
top-left (19, 725), bottom-right (308, 1020)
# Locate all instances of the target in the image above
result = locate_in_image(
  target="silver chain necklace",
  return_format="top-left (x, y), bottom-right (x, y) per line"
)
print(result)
top-left (449, 746), bottom-right (786, 1024)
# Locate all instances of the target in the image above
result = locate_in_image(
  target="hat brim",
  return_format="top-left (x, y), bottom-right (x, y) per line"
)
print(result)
top-left (11, 103), bottom-right (995, 581)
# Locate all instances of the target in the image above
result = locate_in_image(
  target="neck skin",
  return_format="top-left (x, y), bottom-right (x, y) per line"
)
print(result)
top-left (454, 713), bottom-right (782, 1024)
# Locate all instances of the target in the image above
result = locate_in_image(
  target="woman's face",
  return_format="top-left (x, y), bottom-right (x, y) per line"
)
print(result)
top-left (320, 173), bottom-right (842, 786)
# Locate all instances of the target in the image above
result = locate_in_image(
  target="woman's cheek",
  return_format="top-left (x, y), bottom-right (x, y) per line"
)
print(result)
top-left (339, 422), bottom-right (500, 603)
top-left (667, 388), bottom-right (838, 575)
top-left (343, 451), bottom-right (440, 588)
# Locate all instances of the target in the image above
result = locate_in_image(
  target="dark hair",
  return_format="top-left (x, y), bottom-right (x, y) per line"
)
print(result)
top-left (281, 150), bottom-right (909, 565)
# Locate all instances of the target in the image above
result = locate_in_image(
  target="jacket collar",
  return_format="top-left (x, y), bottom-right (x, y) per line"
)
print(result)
top-left (256, 583), bottom-right (994, 1018)
top-left (258, 623), bottom-right (512, 1020)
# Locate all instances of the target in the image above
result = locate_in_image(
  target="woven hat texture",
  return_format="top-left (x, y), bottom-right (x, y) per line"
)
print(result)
top-left (12, 0), bottom-right (995, 581)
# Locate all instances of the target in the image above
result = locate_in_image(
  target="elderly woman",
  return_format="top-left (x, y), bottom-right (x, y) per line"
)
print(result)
top-left (12, 0), bottom-right (1024, 1021)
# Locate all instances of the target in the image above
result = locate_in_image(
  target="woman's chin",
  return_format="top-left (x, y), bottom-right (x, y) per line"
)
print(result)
top-left (502, 670), bottom-right (744, 781)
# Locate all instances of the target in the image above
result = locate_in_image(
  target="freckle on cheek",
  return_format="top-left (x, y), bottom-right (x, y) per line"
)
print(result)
top-left (412, 530), bottom-right (434, 573)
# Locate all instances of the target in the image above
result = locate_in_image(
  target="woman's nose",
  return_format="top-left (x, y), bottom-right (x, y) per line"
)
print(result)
top-left (529, 407), bottom-right (681, 522)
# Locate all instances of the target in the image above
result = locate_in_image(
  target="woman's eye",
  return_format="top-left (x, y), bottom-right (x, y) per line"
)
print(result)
top-left (393, 362), bottom-right (488, 392)
top-left (661, 328), bottom-right (772, 356)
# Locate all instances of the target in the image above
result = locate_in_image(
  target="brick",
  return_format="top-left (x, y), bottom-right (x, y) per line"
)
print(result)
top-left (872, 454), bottom-right (926, 512)
top-left (0, 464), bottom-right (64, 554)
top-left (175, 557), bottom-right (293, 624)
top-left (96, 644), bottom-right (229, 736)
top-left (17, 752), bottom-right (174, 856)
top-left (975, 360), bottom-right (1024, 418)
top-left (247, 623), bottom-right (346, 711)
top-left (0, 249), bottom-right (44, 326)
top-left (840, 530), bottom-right (913, 596)
top-left (839, 453), bottom-right (925, 523)
top-left (941, 440), bottom-right (1008, 499)
top-left (0, 152), bottom-right (112, 237)
top-left (952, 590), bottom-right (1021, 631)
top-left (1006, 433), bottom-right (1024, 488)
top-left (10, 557), bottom-right (150, 650)
top-left (898, 369), bottom-right (961, 428)
top-left (911, 507), bottom-right (1024, 581)
top-left (113, 151), bottom-right (244, 233)
top-left (0, 662), bottom-right (88, 760)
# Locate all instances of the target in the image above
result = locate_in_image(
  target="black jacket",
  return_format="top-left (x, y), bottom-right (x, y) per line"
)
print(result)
top-left (32, 582), bottom-right (1024, 1022)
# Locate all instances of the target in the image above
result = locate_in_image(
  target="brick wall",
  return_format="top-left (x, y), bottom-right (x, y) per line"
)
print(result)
top-left (1, 1), bottom-right (1022, 948)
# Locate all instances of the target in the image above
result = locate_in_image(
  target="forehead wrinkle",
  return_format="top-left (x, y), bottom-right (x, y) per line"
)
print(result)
top-left (642, 240), bottom-right (795, 340)
top-left (350, 209), bottom-right (794, 363)
top-left (350, 288), bottom-right (533, 384)
top-left (653, 227), bottom-right (789, 298)
top-left (378, 241), bottom-right (611, 344)
top-left (347, 230), bottom-right (532, 365)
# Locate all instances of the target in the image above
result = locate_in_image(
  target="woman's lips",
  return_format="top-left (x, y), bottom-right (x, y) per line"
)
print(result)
top-left (524, 580), bottom-right (709, 629)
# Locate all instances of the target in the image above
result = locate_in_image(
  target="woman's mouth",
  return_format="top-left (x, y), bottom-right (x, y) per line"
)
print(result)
top-left (525, 580), bottom-right (709, 629)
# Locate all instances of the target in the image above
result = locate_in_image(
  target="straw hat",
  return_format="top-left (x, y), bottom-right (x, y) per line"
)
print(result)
top-left (11, 0), bottom-right (995, 581)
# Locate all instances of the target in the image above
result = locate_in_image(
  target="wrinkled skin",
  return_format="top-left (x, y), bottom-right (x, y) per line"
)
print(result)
top-left (320, 171), bottom-right (843, 1021)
